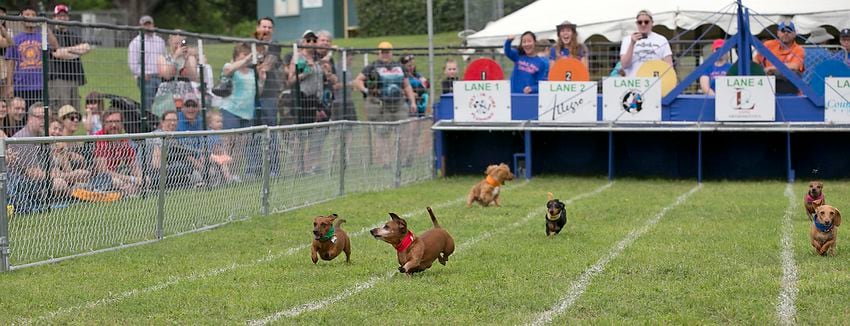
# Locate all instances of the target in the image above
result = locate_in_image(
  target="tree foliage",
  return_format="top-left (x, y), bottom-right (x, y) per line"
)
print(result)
top-left (356, 0), bottom-right (534, 37)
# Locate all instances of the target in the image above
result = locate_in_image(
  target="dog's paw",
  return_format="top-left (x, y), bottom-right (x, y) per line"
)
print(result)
top-left (398, 266), bottom-right (407, 273)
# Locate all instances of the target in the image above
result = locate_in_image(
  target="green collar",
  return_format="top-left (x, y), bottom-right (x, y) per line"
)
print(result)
top-left (319, 226), bottom-right (335, 241)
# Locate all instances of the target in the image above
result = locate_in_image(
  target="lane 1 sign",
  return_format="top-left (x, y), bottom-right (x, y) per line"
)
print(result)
top-left (453, 80), bottom-right (511, 122)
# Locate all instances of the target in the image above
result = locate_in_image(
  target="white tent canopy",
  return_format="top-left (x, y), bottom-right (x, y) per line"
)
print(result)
top-left (466, 0), bottom-right (850, 46)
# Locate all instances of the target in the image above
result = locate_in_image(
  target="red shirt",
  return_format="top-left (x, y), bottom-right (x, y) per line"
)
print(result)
top-left (94, 129), bottom-right (136, 171)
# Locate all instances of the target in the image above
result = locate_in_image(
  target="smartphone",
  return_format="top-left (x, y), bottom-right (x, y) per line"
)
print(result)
top-left (180, 39), bottom-right (188, 47)
top-left (641, 33), bottom-right (648, 39)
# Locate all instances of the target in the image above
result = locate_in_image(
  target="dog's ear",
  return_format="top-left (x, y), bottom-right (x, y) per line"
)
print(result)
top-left (834, 207), bottom-right (841, 227)
top-left (558, 201), bottom-right (565, 209)
top-left (547, 192), bottom-right (554, 201)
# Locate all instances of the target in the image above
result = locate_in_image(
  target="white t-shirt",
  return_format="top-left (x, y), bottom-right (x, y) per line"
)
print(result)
top-left (619, 32), bottom-right (673, 77)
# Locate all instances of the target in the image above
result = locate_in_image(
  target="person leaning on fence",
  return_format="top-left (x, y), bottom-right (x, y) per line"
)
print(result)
top-left (550, 20), bottom-right (589, 69)
top-left (6, 102), bottom-right (48, 213)
top-left (504, 32), bottom-right (549, 94)
top-left (440, 58), bottom-right (459, 95)
top-left (48, 4), bottom-right (91, 112)
top-left (754, 20), bottom-right (804, 95)
top-left (5, 7), bottom-right (60, 109)
top-left (840, 28), bottom-right (850, 64)
top-left (352, 41), bottom-right (417, 121)
top-left (620, 9), bottom-right (673, 77)
top-left (127, 15), bottom-right (166, 112)
top-left (699, 39), bottom-right (731, 96)
top-left (92, 109), bottom-right (143, 195)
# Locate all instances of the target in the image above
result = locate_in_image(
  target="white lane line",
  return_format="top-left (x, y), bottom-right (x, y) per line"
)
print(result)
top-left (527, 184), bottom-right (701, 326)
top-left (247, 182), bottom-right (613, 325)
top-left (28, 182), bottom-right (532, 324)
top-left (776, 183), bottom-right (798, 326)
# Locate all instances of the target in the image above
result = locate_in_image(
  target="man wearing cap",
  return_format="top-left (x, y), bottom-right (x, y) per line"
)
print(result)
top-left (755, 20), bottom-right (804, 93)
top-left (620, 9), bottom-right (673, 77)
top-left (699, 39), bottom-right (731, 96)
top-left (127, 15), bottom-right (166, 112)
top-left (840, 28), bottom-right (850, 64)
top-left (352, 41), bottom-right (417, 121)
top-left (49, 4), bottom-right (91, 112)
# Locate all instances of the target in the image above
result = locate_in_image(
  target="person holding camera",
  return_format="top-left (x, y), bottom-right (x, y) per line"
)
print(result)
top-left (619, 9), bottom-right (673, 77)
top-left (152, 33), bottom-right (198, 116)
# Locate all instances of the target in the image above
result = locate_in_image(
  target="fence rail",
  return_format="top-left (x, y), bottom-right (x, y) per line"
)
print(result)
top-left (0, 118), bottom-right (433, 271)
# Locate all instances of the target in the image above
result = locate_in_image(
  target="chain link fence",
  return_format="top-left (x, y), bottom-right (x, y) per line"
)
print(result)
top-left (0, 118), bottom-right (432, 271)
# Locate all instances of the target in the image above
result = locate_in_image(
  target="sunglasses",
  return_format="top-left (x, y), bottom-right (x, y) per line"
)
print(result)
top-left (305, 38), bottom-right (317, 43)
top-left (636, 20), bottom-right (652, 25)
top-left (779, 28), bottom-right (794, 33)
top-left (65, 115), bottom-right (81, 122)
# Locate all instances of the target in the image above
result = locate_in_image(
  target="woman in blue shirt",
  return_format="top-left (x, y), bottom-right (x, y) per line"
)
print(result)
top-left (504, 31), bottom-right (549, 94)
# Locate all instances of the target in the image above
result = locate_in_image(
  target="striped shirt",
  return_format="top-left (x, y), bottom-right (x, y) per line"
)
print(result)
top-left (127, 33), bottom-right (167, 77)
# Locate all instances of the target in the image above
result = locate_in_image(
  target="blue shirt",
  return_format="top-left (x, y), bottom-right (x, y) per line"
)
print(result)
top-left (177, 111), bottom-right (203, 131)
top-left (707, 63), bottom-right (731, 91)
top-left (504, 39), bottom-right (549, 94)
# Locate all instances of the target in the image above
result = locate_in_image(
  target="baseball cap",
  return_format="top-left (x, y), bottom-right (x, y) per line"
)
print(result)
top-left (777, 20), bottom-right (795, 33)
top-left (841, 28), bottom-right (850, 38)
top-left (183, 93), bottom-right (200, 107)
top-left (378, 41), bottom-right (393, 50)
top-left (302, 30), bottom-right (317, 40)
top-left (711, 39), bottom-right (725, 51)
top-left (58, 105), bottom-right (80, 119)
top-left (139, 15), bottom-right (154, 25)
top-left (54, 4), bottom-right (69, 15)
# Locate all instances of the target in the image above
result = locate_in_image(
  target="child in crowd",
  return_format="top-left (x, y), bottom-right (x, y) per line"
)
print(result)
top-left (440, 59), bottom-right (459, 95)
top-left (206, 110), bottom-right (236, 183)
top-left (83, 91), bottom-right (103, 135)
top-left (504, 32), bottom-right (549, 94)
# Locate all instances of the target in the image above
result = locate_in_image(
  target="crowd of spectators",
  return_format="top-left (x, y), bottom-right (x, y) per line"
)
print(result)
top-left (0, 5), bottom-right (848, 213)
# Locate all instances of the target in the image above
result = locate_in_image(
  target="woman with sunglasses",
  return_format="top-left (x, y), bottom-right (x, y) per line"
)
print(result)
top-left (619, 9), bottom-right (673, 77)
top-left (550, 20), bottom-right (589, 69)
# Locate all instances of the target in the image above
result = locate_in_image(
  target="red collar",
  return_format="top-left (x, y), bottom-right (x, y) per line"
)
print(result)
top-left (806, 193), bottom-right (824, 203)
top-left (485, 175), bottom-right (501, 187)
top-left (395, 231), bottom-right (415, 253)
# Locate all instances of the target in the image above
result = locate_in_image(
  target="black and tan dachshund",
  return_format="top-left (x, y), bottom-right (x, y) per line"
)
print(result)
top-left (545, 192), bottom-right (567, 237)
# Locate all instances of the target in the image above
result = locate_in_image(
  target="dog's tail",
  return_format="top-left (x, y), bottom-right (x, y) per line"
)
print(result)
top-left (333, 218), bottom-right (346, 229)
top-left (547, 192), bottom-right (554, 201)
top-left (426, 207), bottom-right (441, 228)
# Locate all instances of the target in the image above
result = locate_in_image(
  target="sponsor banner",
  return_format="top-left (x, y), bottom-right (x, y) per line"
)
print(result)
top-left (825, 78), bottom-right (850, 123)
top-left (538, 81), bottom-right (598, 122)
top-left (715, 76), bottom-right (775, 121)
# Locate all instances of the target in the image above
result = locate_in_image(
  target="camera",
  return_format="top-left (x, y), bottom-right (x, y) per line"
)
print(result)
top-left (180, 39), bottom-right (187, 47)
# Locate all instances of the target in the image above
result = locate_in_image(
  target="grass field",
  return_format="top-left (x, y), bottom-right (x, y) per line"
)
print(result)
top-left (1, 177), bottom-right (849, 324)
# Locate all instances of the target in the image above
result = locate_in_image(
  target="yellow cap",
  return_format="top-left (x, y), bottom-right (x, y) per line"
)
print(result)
top-left (377, 41), bottom-right (393, 50)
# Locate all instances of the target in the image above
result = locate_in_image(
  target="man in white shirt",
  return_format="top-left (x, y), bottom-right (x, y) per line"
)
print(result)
top-left (619, 9), bottom-right (674, 77)
top-left (127, 15), bottom-right (166, 112)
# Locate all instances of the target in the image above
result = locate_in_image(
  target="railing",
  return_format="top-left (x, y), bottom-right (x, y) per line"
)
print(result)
top-left (0, 118), bottom-right (434, 271)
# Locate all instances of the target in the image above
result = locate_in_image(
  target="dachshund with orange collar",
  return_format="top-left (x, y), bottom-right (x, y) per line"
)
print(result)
top-left (466, 163), bottom-right (514, 208)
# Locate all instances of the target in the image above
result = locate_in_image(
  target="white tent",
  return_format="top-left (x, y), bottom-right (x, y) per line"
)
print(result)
top-left (466, 0), bottom-right (850, 46)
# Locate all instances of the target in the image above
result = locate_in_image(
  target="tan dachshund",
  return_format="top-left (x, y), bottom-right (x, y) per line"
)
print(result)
top-left (466, 163), bottom-right (514, 208)
top-left (311, 214), bottom-right (351, 264)
top-left (370, 207), bottom-right (455, 274)
top-left (803, 181), bottom-right (825, 220)
top-left (811, 205), bottom-right (841, 256)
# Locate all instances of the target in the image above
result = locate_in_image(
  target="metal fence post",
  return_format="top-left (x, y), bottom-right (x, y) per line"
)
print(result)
top-left (139, 30), bottom-right (149, 132)
top-left (338, 124), bottom-right (347, 196)
top-left (261, 128), bottom-right (271, 216)
top-left (156, 136), bottom-right (168, 239)
top-left (394, 123), bottom-right (402, 188)
top-left (0, 140), bottom-right (10, 272)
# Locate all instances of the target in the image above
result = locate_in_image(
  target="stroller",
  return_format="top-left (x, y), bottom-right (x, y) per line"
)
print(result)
top-left (101, 94), bottom-right (161, 133)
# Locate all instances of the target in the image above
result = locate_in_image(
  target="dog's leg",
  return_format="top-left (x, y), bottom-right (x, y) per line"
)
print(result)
top-left (811, 239), bottom-right (823, 255)
top-left (466, 191), bottom-right (476, 208)
top-left (344, 239), bottom-right (351, 263)
top-left (493, 195), bottom-right (501, 207)
top-left (311, 246), bottom-right (319, 264)
top-left (400, 246), bottom-right (425, 273)
top-left (819, 239), bottom-right (836, 256)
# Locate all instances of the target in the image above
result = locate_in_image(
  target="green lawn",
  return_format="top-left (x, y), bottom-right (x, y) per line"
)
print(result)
top-left (2, 177), bottom-right (848, 324)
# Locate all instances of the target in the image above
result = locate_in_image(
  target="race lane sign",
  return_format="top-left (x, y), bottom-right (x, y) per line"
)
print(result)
top-left (453, 81), bottom-right (511, 122)
top-left (715, 76), bottom-right (775, 121)
top-left (825, 78), bottom-right (850, 123)
top-left (538, 81), bottom-right (598, 122)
